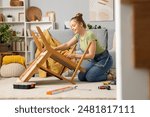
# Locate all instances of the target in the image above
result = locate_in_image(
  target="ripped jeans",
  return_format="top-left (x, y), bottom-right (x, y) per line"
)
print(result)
top-left (78, 50), bottom-right (113, 82)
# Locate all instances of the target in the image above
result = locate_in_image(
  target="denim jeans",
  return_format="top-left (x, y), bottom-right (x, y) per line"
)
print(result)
top-left (77, 50), bottom-right (113, 82)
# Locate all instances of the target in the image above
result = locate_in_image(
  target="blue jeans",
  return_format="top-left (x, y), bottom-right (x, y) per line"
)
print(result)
top-left (78, 50), bottom-right (113, 82)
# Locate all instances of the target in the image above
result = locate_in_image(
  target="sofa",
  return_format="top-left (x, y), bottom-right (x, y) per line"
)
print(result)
top-left (29, 28), bottom-right (115, 69)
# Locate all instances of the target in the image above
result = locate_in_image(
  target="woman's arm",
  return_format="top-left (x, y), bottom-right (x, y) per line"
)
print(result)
top-left (55, 37), bottom-right (78, 51)
top-left (68, 40), bottom-right (96, 59)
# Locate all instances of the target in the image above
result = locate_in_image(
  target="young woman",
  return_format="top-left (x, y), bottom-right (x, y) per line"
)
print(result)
top-left (55, 13), bottom-right (113, 82)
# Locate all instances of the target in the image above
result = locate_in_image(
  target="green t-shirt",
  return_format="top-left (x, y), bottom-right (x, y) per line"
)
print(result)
top-left (74, 30), bottom-right (105, 54)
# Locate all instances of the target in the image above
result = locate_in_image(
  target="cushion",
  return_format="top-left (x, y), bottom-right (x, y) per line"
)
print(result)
top-left (0, 63), bottom-right (25, 78)
top-left (35, 30), bottom-right (74, 77)
top-left (49, 29), bottom-right (115, 50)
top-left (48, 29), bottom-right (74, 43)
top-left (2, 55), bottom-right (25, 66)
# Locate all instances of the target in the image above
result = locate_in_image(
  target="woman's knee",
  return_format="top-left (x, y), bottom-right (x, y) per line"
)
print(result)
top-left (85, 72), bottom-right (97, 82)
top-left (85, 72), bottom-right (107, 82)
top-left (78, 72), bottom-right (86, 81)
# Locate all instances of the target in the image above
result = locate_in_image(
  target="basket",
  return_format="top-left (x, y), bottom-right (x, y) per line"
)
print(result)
top-left (26, 6), bottom-right (42, 21)
top-left (10, 0), bottom-right (24, 6)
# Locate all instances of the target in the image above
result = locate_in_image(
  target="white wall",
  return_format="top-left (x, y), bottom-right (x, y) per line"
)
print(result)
top-left (120, 4), bottom-right (149, 99)
top-left (29, 0), bottom-right (115, 30)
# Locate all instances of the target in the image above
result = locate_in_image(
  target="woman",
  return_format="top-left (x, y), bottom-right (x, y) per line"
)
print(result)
top-left (55, 13), bottom-right (113, 82)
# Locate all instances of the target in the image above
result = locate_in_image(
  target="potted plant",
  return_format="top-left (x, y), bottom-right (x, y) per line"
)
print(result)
top-left (87, 24), bottom-right (102, 29)
top-left (0, 23), bottom-right (19, 51)
top-left (7, 15), bottom-right (13, 22)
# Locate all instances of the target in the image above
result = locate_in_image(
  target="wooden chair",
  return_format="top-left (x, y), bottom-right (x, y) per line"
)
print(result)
top-left (18, 26), bottom-right (91, 84)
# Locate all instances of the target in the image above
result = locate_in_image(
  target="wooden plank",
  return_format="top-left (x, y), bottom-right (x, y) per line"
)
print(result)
top-left (133, 2), bottom-right (150, 69)
top-left (19, 51), bottom-right (50, 82)
top-left (39, 65), bottom-right (76, 84)
top-left (149, 72), bottom-right (150, 99)
top-left (31, 31), bottom-right (43, 52)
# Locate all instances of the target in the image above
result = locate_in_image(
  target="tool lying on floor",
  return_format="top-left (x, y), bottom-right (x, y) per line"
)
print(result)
top-left (46, 85), bottom-right (92, 95)
top-left (13, 82), bottom-right (36, 89)
top-left (74, 86), bottom-right (92, 91)
top-left (103, 81), bottom-right (111, 85)
top-left (46, 86), bottom-right (74, 95)
top-left (98, 85), bottom-right (111, 90)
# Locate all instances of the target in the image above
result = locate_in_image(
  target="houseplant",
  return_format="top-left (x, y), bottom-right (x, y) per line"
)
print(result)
top-left (87, 24), bottom-right (102, 29)
top-left (6, 15), bottom-right (13, 22)
top-left (0, 23), bottom-right (19, 51)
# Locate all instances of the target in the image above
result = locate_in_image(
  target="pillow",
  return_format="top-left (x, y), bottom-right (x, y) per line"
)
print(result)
top-left (35, 30), bottom-right (74, 77)
top-left (2, 55), bottom-right (25, 66)
top-left (37, 30), bottom-right (61, 48)
top-left (0, 63), bottom-right (25, 78)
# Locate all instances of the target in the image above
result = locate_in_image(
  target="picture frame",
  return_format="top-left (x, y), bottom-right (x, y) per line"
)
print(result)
top-left (46, 11), bottom-right (55, 22)
top-left (18, 12), bottom-right (24, 22)
top-left (89, 0), bottom-right (114, 21)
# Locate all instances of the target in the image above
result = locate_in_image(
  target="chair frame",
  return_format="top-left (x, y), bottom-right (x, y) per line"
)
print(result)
top-left (18, 26), bottom-right (91, 84)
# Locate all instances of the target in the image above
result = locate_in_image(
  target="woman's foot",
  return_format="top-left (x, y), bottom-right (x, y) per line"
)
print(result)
top-left (107, 69), bottom-right (116, 80)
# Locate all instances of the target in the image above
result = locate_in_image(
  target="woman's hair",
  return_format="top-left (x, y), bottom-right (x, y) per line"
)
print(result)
top-left (71, 13), bottom-right (86, 28)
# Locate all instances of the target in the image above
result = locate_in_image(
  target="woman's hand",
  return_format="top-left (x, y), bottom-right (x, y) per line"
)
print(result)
top-left (54, 47), bottom-right (58, 50)
top-left (66, 54), bottom-right (76, 59)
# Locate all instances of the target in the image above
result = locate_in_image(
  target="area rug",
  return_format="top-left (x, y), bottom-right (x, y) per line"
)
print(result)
top-left (0, 77), bottom-right (116, 100)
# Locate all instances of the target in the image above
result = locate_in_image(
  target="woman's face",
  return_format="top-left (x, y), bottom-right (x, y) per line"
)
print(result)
top-left (70, 19), bottom-right (82, 34)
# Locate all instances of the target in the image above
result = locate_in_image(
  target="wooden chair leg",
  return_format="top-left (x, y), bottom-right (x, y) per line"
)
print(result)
top-left (19, 51), bottom-right (50, 82)
top-left (71, 42), bottom-right (92, 82)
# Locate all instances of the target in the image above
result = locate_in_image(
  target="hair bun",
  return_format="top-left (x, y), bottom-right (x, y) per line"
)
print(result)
top-left (76, 13), bottom-right (83, 17)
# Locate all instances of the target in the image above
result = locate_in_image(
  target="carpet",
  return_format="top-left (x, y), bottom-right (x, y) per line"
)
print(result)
top-left (0, 77), bottom-right (116, 100)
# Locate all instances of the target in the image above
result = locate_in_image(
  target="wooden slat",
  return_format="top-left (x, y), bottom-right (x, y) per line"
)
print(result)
top-left (31, 31), bottom-right (43, 52)
top-left (19, 51), bottom-right (51, 82)
top-left (133, 2), bottom-right (150, 69)
top-left (39, 65), bottom-right (76, 84)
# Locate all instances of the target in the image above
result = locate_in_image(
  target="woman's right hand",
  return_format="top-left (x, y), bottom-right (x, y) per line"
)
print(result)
top-left (54, 47), bottom-right (58, 50)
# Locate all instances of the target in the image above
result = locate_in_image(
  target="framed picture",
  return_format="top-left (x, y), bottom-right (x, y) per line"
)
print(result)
top-left (89, 0), bottom-right (114, 21)
top-left (18, 12), bottom-right (24, 22)
top-left (46, 11), bottom-right (55, 22)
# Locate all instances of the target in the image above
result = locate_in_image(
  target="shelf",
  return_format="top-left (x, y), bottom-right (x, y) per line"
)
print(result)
top-left (0, 0), bottom-right (56, 65)
top-left (12, 51), bottom-right (25, 53)
top-left (0, 22), bottom-right (24, 24)
top-left (0, 21), bottom-right (54, 24)
top-left (26, 21), bottom-right (54, 24)
top-left (12, 36), bottom-right (25, 38)
top-left (27, 36), bottom-right (33, 39)
top-left (18, 36), bottom-right (25, 38)
top-left (0, 6), bottom-right (24, 9)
